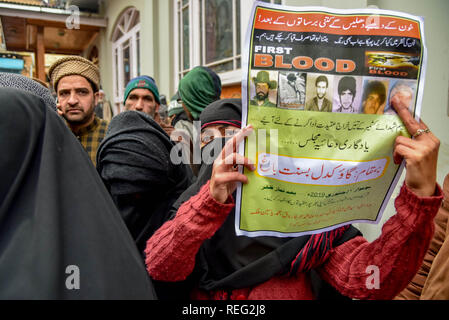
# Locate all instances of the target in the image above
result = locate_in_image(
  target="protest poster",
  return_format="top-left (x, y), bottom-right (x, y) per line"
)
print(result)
top-left (235, 1), bottom-right (427, 237)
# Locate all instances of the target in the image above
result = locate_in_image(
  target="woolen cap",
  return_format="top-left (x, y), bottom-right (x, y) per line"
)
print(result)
top-left (199, 98), bottom-right (242, 130)
top-left (48, 56), bottom-right (100, 92)
top-left (123, 76), bottom-right (160, 105)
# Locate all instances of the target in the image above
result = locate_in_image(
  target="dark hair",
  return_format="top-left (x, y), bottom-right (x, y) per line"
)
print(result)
top-left (338, 76), bottom-right (356, 95)
top-left (287, 73), bottom-right (297, 82)
top-left (87, 78), bottom-right (99, 93)
top-left (363, 81), bottom-right (386, 105)
top-left (315, 75), bottom-right (328, 87)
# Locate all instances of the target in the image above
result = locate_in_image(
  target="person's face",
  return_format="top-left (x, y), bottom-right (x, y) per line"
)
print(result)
top-left (316, 81), bottom-right (327, 99)
top-left (57, 75), bottom-right (98, 126)
top-left (201, 125), bottom-right (240, 148)
top-left (125, 88), bottom-right (159, 118)
top-left (340, 89), bottom-right (354, 109)
top-left (363, 93), bottom-right (381, 114)
top-left (98, 91), bottom-right (105, 102)
top-left (256, 83), bottom-right (269, 101)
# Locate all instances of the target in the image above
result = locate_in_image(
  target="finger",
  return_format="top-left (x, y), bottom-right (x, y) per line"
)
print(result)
top-left (394, 134), bottom-right (427, 164)
top-left (221, 125), bottom-right (253, 159)
top-left (395, 135), bottom-right (417, 150)
top-left (224, 125), bottom-right (253, 154)
top-left (419, 119), bottom-right (428, 129)
top-left (393, 144), bottom-right (415, 164)
top-left (393, 136), bottom-right (412, 164)
top-left (417, 120), bottom-right (439, 143)
top-left (221, 153), bottom-right (255, 170)
top-left (394, 135), bottom-right (433, 164)
top-left (393, 151), bottom-right (403, 165)
top-left (214, 172), bottom-right (249, 185)
top-left (391, 96), bottom-right (421, 137)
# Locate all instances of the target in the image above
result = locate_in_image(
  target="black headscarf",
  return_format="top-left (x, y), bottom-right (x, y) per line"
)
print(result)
top-left (0, 72), bottom-right (56, 111)
top-left (0, 88), bottom-right (156, 299)
top-left (199, 98), bottom-right (242, 130)
top-left (164, 99), bottom-right (361, 298)
top-left (97, 111), bottom-right (193, 253)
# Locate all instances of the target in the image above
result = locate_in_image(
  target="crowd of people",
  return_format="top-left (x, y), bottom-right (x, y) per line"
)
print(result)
top-left (0, 55), bottom-right (447, 300)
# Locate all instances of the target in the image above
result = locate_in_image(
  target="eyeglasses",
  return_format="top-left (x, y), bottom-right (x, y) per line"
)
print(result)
top-left (200, 126), bottom-right (240, 146)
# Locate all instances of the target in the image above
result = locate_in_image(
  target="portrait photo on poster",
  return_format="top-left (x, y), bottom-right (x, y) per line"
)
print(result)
top-left (384, 79), bottom-right (417, 116)
top-left (305, 73), bottom-right (334, 113)
top-left (249, 69), bottom-right (278, 108)
top-left (361, 77), bottom-right (390, 115)
top-left (332, 75), bottom-right (363, 114)
top-left (278, 71), bottom-right (307, 110)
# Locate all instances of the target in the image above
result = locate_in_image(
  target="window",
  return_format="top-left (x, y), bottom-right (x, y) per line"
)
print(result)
top-left (201, 0), bottom-right (241, 73)
top-left (174, 0), bottom-right (282, 88)
top-left (177, 0), bottom-right (191, 75)
top-left (112, 7), bottom-right (140, 112)
top-left (176, 0), bottom-right (242, 84)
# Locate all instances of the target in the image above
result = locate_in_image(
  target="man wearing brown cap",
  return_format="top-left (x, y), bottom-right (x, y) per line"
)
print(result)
top-left (49, 56), bottom-right (108, 166)
top-left (250, 71), bottom-right (277, 107)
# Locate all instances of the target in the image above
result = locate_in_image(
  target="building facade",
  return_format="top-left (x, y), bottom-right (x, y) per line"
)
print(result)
top-left (97, 0), bottom-right (449, 240)
top-left (99, 0), bottom-right (284, 114)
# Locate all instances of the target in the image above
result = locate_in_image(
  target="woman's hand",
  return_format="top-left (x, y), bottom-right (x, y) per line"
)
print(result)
top-left (392, 95), bottom-right (440, 197)
top-left (209, 125), bottom-right (255, 203)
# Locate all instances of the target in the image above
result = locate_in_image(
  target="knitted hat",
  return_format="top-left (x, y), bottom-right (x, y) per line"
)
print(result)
top-left (199, 98), bottom-right (242, 130)
top-left (178, 66), bottom-right (222, 120)
top-left (123, 75), bottom-right (160, 105)
top-left (48, 56), bottom-right (100, 92)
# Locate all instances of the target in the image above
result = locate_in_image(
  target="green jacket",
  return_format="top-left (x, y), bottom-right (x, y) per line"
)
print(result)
top-left (250, 98), bottom-right (277, 108)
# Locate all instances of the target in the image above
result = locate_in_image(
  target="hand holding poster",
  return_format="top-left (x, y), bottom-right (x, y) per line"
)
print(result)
top-left (235, 2), bottom-right (426, 237)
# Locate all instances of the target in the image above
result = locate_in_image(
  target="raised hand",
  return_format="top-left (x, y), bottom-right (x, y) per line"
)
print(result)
top-left (209, 125), bottom-right (255, 203)
top-left (392, 95), bottom-right (440, 197)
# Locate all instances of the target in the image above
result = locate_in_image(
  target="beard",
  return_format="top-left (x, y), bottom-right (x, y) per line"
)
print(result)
top-left (63, 102), bottom-right (96, 126)
top-left (256, 91), bottom-right (268, 101)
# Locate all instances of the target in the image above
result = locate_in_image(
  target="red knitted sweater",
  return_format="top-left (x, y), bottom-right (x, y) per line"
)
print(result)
top-left (145, 181), bottom-right (442, 300)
